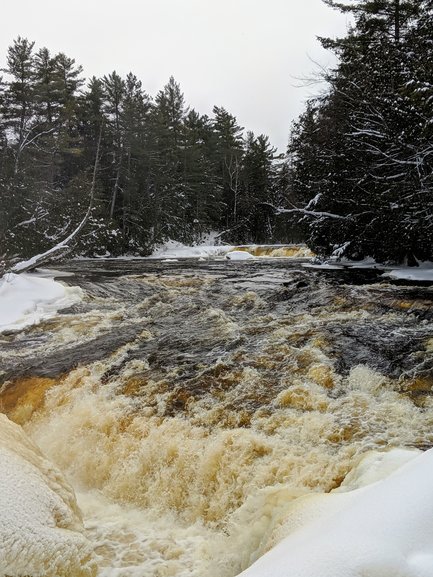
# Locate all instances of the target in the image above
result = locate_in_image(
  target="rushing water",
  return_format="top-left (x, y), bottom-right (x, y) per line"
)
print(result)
top-left (1, 254), bottom-right (433, 576)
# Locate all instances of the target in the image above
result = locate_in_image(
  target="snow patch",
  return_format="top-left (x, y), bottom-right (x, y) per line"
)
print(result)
top-left (303, 257), bottom-right (381, 271)
top-left (0, 272), bottom-right (82, 333)
top-left (302, 262), bottom-right (343, 270)
top-left (304, 258), bottom-right (433, 282)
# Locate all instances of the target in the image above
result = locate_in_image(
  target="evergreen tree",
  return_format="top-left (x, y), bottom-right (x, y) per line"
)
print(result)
top-left (212, 106), bottom-right (244, 234)
top-left (183, 109), bottom-right (221, 240)
top-left (239, 132), bottom-right (277, 242)
top-left (290, 0), bottom-right (433, 262)
top-left (102, 71), bottom-right (125, 221)
top-left (120, 73), bottom-right (152, 250)
top-left (1, 37), bottom-right (36, 174)
top-left (149, 76), bottom-right (187, 241)
top-left (79, 77), bottom-right (105, 166)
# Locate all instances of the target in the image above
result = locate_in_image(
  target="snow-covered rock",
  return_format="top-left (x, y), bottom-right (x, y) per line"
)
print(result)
top-left (0, 413), bottom-right (96, 577)
top-left (225, 250), bottom-right (255, 261)
top-left (239, 447), bottom-right (433, 577)
top-left (0, 272), bottom-right (82, 333)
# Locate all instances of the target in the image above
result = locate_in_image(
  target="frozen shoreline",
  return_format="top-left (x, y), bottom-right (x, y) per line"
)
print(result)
top-left (0, 272), bottom-right (82, 333)
top-left (303, 258), bottom-right (433, 282)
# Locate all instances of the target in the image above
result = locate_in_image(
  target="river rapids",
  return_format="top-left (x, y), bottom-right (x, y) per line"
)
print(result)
top-left (1, 252), bottom-right (433, 576)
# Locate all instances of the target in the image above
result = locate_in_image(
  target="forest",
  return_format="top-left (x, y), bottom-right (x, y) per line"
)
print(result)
top-left (0, 40), bottom-right (294, 262)
top-left (290, 0), bottom-right (433, 263)
top-left (1, 0), bottom-right (433, 264)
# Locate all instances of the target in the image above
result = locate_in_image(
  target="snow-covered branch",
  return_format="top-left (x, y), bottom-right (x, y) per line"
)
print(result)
top-left (260, 202), bottom-right (349, 221)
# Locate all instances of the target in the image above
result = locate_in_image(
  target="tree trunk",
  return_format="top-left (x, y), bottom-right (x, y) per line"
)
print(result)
top-left (395, 0), bottom-right (400, 43)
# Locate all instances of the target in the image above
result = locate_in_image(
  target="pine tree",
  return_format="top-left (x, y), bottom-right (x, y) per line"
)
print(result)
top-left (120, 73), bottom-right (152, 250)
top-left (102, 71), bottom-right (125, 222)
top-left (240, 132), bottom-right (277, 242)
top-left (0, 39), bottom-right (282, 260)
top-left (183, 109), bottom-right (220, 240)
top-left (1, 37), bottom-right (36, 175)
top-left (212, 106), bottom-right (244, 235)
top-left (149, 76), bottom-right (187, 241)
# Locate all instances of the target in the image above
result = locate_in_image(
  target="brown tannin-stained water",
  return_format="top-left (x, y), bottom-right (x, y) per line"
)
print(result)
top-left (1, 255), bottom-right (433, 576)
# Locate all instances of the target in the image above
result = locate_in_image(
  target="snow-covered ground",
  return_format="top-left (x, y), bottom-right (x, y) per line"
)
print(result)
top-left (239, 447), bottom-right (433, 577)
top-left (0, 272), bottom-right (82, 333)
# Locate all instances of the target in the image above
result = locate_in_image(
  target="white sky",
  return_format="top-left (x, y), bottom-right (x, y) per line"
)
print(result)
top-left (1, 0), bottom-right (350, 151)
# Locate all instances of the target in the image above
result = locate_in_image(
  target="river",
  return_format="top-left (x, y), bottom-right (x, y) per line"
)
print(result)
top-left (1, 253), bottom-right (433, 576)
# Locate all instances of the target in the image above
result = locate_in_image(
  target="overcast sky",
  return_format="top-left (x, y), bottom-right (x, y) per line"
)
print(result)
top-left (1, 0), bottom-right (350, 151)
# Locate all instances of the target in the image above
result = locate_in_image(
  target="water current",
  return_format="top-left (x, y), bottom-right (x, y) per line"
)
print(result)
top-left (1, 252), bottom-right (433, 576)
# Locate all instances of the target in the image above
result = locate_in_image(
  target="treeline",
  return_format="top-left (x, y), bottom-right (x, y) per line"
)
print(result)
top-left (4, 1), bottom-right (429, 265)
top-left (289, 0), bottom-right (433, 263)
top-left (0, 38), bottom-right (297, 260)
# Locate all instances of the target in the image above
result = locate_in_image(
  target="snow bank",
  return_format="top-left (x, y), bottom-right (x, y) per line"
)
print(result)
top-left (302, 262), bottom-right (343, 270)
top-left (0, 413), bottom-right (96, 577)
top-left (239, 447), bottom-right (433, 577)
top-left (303, 257), bottom-right (381, 271)
top-left (334, 448), bottom-right (420, 493)
top-left (0, 272), bottom-right (82, 333)
top-left (383, 264), bottom-right (433, 282)
top-left (303, 258), bottom-right (433, 282)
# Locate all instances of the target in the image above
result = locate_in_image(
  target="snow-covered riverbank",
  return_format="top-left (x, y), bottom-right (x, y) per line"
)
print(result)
top-left (0, 272), bottom-right (82, 333)
top-left (240, 448), bottom-right (433, 577)
top-left (304, 258), bottom-right (433, 282)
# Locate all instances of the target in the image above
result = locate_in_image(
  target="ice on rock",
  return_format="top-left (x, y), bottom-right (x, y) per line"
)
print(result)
top-left (0, 413), bottom-right (96, 577)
